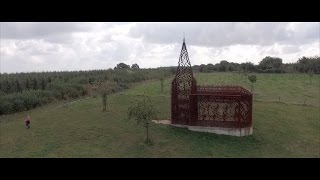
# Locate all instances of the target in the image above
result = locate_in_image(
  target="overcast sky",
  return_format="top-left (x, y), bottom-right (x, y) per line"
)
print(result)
top-left (0, 22), bottom-right (319, 73)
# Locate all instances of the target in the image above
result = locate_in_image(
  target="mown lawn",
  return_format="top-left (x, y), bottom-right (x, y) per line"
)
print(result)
top-left (0, 73), bottom-right (319, 157)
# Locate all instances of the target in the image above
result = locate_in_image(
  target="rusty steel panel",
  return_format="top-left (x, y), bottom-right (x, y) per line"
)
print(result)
top-left (171, 39), bottom-right (252, 128)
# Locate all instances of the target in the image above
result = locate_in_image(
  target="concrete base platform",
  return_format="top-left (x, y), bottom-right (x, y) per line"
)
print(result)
top-left (187, 126), bottom-right (252, 136)
top-left (152, 120), bottom-right (253, 137)
top-left (152, 120), bottom-right (171, 125)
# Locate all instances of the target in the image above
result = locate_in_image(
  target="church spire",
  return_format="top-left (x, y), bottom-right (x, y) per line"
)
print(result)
top-left (183, 32), bottom-right (185, 43)
top-left (175, 36), bottom-right (193, 79)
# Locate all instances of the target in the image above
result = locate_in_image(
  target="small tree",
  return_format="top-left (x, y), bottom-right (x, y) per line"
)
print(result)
top-left (102, 92), bottom-right (107, 111)
top-left (160, 77), bottom-right (164, 93)
top-left (128, 96), bottom-right (158, 144)
top-left (307, 69), bottom-right (314, 84)
top-left (243, 71), bottom-right (248, 83)
top-left (158, 68), bottom-right (165, 93)
top-left (248, 74), bottom-right (257, 93)
top-left (99, 82), bottom-right (113, 112)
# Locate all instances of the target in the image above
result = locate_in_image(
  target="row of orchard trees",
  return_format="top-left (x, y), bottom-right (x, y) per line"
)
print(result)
top-left (0, 64), bottom-right (174, 115)
top-left (193, 56), bottom-right (320, 74)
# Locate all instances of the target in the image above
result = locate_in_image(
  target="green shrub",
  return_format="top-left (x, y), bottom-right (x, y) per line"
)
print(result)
top-left (12, 95), bottom-right (26, 112)
top-left (0, 99), bottom-right (14, 114)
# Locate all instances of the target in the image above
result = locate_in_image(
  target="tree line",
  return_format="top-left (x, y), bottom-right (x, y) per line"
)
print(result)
top-left (192, 56), bottom-right (320, 74)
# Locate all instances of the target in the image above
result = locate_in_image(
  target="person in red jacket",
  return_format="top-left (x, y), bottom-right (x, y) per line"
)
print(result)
top-left (25, 113), bottom-right (31, 129)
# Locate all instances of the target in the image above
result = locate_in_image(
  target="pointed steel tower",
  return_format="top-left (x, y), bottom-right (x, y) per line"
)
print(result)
top-left (171, 38), bottom-right (197, 125)
top-left (175, 37), bottom-right (193, 84)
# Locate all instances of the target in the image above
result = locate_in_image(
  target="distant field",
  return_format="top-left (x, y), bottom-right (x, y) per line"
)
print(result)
top-left (0, 72), bottom-right (319, 157)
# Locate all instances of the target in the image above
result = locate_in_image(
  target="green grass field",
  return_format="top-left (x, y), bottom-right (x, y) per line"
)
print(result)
top-left (0, 72), bottom-right (319, 157)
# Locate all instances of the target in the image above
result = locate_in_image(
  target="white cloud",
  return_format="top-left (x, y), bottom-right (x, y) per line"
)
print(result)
top-left (129, 22), bottom-right (319, 47)
top-left (0, 22), bottom-right (319, 73)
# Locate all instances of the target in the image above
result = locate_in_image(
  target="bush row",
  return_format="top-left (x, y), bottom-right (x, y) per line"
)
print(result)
top-left (0, 82), bottom-right (88, 115)
top-left (0, 90), bottom-right (55, 115)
